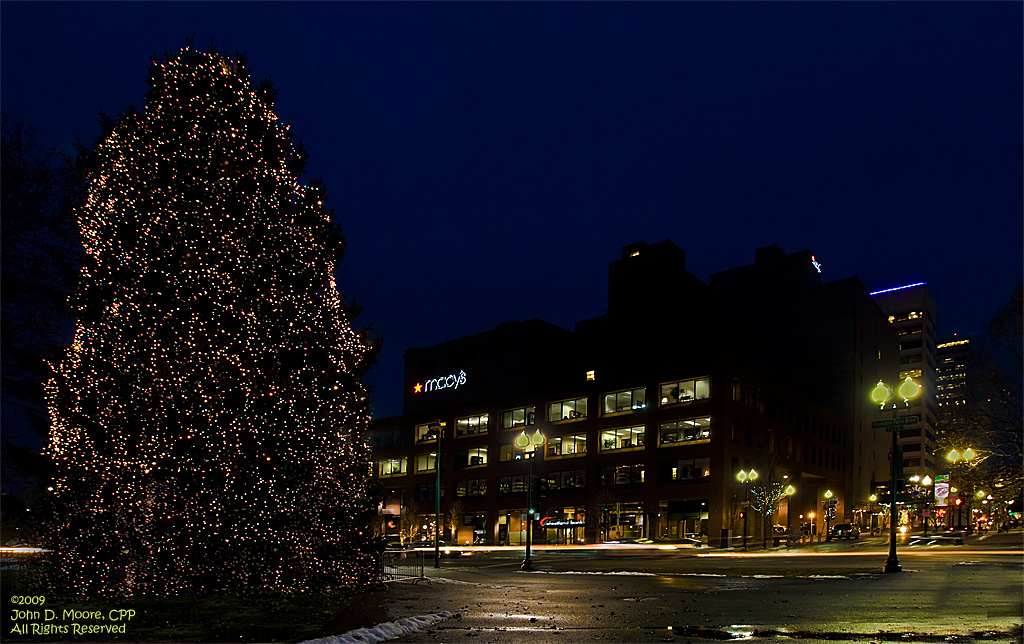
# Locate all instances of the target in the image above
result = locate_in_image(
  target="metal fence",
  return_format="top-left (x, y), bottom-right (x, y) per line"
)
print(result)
top-left (380, 549), bottom-right (429, 584)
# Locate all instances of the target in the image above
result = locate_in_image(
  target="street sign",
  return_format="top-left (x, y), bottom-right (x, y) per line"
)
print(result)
top-left (870, 414), bottom-right (921, 429)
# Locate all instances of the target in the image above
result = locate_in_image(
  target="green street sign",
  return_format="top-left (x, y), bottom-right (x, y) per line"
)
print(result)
top-left (870, 414), bottom-right (921, 429)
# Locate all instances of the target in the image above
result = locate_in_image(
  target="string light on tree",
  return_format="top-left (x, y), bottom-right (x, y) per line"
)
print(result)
top-left (45, 41), bottom-right (379, 597)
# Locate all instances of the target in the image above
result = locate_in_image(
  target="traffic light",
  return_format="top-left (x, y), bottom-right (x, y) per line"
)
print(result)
top-left (954, 497), bottom-right (962, 506)
top-left (739, 511), bottom-right (746, 519)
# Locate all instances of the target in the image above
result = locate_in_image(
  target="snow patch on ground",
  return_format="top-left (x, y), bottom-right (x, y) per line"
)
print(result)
top-left (300, 611), bottom-right (451, 644)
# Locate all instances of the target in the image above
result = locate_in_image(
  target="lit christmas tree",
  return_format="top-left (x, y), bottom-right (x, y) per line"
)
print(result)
top-left (45, 43), bottom-right (379, 596)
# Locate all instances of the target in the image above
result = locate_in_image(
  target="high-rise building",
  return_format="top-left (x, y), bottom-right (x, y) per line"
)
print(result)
top-left (936, 338), bottom-right (973, 408)
top-left (870, 283), bottom-right (939, 478)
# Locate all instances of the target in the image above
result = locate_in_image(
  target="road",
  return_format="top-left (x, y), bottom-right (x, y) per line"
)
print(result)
top-left (360, 531), bottom-right (1022, 643)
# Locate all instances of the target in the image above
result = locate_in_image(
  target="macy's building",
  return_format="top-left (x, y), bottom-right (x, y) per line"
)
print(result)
top-left (369, 241), bottom-right (898, 547)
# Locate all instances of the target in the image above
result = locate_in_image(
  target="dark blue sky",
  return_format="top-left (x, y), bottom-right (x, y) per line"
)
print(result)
top-left (2, 2), bottom-right (1021, 419)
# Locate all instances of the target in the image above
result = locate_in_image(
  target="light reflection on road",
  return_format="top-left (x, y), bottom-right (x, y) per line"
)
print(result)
top-left (694, 549), bottom-right (1022, 557)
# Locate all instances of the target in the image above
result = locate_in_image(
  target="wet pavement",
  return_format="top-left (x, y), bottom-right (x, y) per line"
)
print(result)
top-left (346, 532), bottom-right (1022, 643)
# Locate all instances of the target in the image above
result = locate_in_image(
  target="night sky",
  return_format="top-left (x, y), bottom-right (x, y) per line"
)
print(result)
top-left (2, 2), bottom-right (1021, 419)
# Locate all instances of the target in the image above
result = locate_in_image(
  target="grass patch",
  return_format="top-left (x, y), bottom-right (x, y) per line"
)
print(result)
top-left (2, 567), bottom-right (363, 642)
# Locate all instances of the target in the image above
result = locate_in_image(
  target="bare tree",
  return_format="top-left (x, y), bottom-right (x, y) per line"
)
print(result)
top-left (748, 453), bottom-right (794, 548)
top-left (399, 500), bottom-right (422, 547)
top-left (446, 498), bottom-right (465, 544)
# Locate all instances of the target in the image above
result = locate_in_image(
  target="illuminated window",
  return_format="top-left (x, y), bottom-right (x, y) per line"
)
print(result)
top-left (602, 387), bottom-right (647, 414)
top-left (499, 444), bottom-right (514, 462)
top-left (549, 397), bottom-right (588, 422)
top-left (545, 469), bottom-right (586, 490)
top-left (547, 433), bottom-right (587, 457)
top-left (600, 464), bottom-right (644, 485)
top-left (501, 406), bottom-right (535, 430)
top-left (415, 423), bottom-right (439, 443)
top-left (600, 426), bottom-right (645, 450)
top-left (660, 377), bottom-right (711, 406)
top-left (900, 369), bottom-right (923, 379)
top-left (455, 478), bottom-right (487, 498)
top-left (457, 446), bottom-right (488, 468)
top-left (667, 457), bottom-right (710, 481)
top-left (659, 417), bottom-right (711, 445)
top-left (586, 370), bottom-right (596, 381)
top-left (416, 453), bottom-right (437, 473)
top-left (498, 475), bottom-right (528, 494)
top-left (456, 414), bottom-right (489, 436)
top-left (379, 458), bottom-right (407, 477)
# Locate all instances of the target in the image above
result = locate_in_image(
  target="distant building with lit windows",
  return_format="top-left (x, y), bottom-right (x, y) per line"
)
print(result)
top-left (370, 241), bottom-right (900, 547)
top-left (936, 338), bottom-right (973, 408)
top-left (870, 283), bottom-right (939, 479)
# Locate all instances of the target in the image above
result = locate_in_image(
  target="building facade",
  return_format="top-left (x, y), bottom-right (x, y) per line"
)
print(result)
top-left (370, 241), bottom-right (900, 547)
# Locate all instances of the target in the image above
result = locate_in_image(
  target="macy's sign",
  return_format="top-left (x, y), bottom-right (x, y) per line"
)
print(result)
top-left (413, 370), bottom-right (467, 394)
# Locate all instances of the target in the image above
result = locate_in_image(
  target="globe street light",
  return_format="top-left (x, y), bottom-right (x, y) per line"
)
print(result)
top-left (516, 429), bottom-right (545, 570)
top-left (823, 490), bottom-right (835, 541)
top-left (920, 475), bottom-right (933, 536)
top-left (946, 447), bottom-right (977, 530)
top-left (869, 494), bottom-right (878, 535)
top-left (782, 484), bottom-right (796, 544)
top-left (871, 376), bottom-right (921, 574)
top-left (736, 468), bottom-right (758, 550)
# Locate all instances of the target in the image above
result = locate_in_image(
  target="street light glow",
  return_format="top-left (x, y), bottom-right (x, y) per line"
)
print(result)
top-left (898, 376), bottom-right (920, 402)
top-left (871, 381), bottom-right (892, 407)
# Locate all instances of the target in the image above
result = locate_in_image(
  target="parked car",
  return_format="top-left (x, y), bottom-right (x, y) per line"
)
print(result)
top-left (830, 523), bottom-right (861, 539)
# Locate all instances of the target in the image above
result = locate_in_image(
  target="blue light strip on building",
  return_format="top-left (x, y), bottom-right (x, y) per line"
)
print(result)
top-left (869, 282), bottom-right (927, 296)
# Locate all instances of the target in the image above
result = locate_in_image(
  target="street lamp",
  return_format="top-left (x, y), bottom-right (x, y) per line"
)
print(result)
top-left (736, 468), bottom-right (758, 550)
top-left (429, 420), bottom-right (447, 568)
top-left (946, 447), bottom-right (977, 530)
top-left (869, 494), bottom-right (878, 535)
top-left (823, 490), bottom-right (835, 541)
top-left (782, 484), bottom-right (796, 543)
top-left (516, 429), bottom-right (545, 570)
top-left (871, 376), bottom-right (921, 574)
top-left (920, 475), bottom-right (933, 537)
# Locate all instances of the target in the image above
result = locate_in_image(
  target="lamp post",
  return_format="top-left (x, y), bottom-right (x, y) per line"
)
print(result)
top-left (784, 483), bottom-right (796, 533)
top-left (946, 447), bottom-right (977, 530)
top-left (871, 376), bottom-right (921, 574)
top-left (429, 421), bottom-right (446, 568)
top-left (975, 489), bottom-right (988, 532)
top-left (869, 494), bottom-right (878, 534)
top-left (736, 468), bottom-right (758, 550)
top-left (920, 475), bottom-right (933, 537)
top-left (516, 429), bottom-right (545, 571)
top-left (823, 490), bottom-right (835, 541)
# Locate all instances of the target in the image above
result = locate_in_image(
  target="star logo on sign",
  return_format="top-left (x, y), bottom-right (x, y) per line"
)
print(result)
top-left (413, 383), bottom-right (423, 393)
